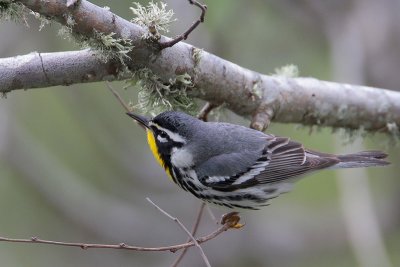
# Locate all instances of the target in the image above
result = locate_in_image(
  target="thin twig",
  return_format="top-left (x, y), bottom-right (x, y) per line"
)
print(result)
top-left (0, 220), bottom-right (232, 253)
top-left (206, 205), bottom-right (217, 223)
top-left (105, 81), bottom-right (131, 112)
top-left (146, 198), bottom-right (211, 267)
top-left (171, 202), bottom-right (206, 267)
top-left (106, 81), bottom-right (150, 129)
top-left (197, 102), bottom-right (218, 122)
top-left (159, 0), bottom-right (207, 49)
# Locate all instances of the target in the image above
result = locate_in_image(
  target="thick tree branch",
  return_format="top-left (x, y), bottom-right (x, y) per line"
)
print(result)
top-left (0, 50), bottom-right (127, 90)
top-left (1, 0), bottom-right (400, 135)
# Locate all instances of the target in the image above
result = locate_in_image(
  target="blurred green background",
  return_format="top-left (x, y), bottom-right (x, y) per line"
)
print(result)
top-left (0, 1), bottom-right (399, 266)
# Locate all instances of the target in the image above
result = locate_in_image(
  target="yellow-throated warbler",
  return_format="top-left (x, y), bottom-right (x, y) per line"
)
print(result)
top-left (127, 111), bottom-right (389, 210)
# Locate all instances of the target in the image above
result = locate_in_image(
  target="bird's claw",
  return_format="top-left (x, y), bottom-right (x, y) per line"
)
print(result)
top-left (221, 212), bottom-right (245, 229)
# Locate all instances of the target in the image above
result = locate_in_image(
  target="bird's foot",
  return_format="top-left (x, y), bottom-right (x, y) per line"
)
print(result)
top-left (221, 212), bottom-right (245, 229)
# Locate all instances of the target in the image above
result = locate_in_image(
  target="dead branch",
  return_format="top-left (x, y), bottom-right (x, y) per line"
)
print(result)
top-left (0, 205), bottom-right (238, 254)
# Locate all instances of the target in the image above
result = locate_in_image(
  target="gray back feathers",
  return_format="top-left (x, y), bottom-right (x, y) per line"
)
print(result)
top-left (190, 121), bottom-right (268, 178)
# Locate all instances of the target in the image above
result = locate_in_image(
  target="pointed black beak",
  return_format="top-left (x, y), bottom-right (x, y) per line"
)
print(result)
top-left (126, 112), bottom-right (150, 129)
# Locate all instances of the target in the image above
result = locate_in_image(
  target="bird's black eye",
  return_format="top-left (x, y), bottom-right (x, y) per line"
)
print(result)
top-left (159, 131), bottom-right (168, 139)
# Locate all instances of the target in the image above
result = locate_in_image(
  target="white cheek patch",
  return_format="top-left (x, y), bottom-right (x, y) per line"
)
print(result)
top-left (171, 148), bottom-right (194, 168)
top-left (157, 135), bottom-right (168, 143)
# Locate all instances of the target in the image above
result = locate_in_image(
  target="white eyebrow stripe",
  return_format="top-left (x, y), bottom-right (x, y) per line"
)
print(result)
top-left (149, 122), bottom-right (186, 143)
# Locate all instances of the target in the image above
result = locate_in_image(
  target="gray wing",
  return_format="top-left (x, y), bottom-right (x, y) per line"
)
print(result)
top-left (254, 137), bottom-right (338, 184)
top-left (195, 150), bottom-right (263, 187)
top-left (192, 122), bottom-right (268, 180)
top-left (196, 136), bottom-right (338, 192)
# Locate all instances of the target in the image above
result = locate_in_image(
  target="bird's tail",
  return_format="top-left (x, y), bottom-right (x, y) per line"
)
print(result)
top-left (334, 150), bottom-right (390, 169)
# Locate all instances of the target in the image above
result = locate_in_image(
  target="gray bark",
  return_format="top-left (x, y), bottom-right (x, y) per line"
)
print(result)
top-left (1, 0), bottom-right (399, 134)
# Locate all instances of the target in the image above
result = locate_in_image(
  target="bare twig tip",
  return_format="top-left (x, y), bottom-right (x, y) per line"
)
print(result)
top-left (105, 81), bottom-right (132, 113)
top-left (159, 0), bottom-right (207, 49)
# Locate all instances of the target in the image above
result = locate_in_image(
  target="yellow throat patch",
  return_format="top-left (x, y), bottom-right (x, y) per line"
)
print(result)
top-left (146, 130), bottom-right (173, 180)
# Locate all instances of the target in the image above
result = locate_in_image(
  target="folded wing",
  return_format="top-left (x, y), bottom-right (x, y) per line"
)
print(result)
top-left (199, 136), bottom-right (339, 191)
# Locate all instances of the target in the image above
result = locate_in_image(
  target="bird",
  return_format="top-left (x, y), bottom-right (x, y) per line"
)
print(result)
top-left (127, 111), bottom-right (390, 210)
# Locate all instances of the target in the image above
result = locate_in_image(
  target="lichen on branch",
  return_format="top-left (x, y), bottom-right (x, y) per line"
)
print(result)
top-left (273, 64), bottom-right (299, 78)
top-left (130, 1), bottom-right (176, 39)
top-left (0, 0), bottom-right (29, 25)
top-left (3, 0), bottom-right (400, 140)
top-left (58, 25), bottom-right (133, 66)
top-left (127, 68), bottom-right (196, 116)
top-left (90, 31), bottom-right (133, 64)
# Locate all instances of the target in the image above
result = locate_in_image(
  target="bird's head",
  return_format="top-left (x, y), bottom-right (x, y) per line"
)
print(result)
top-left (127, 111), bottom-right (199, 168)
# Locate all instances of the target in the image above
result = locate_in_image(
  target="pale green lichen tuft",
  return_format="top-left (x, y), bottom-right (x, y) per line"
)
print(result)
top-left (386, 122), bottom-right (400, 146)
top-left (0, 1), bottom-right (52, 31)
top-left (1, 1), bottom-right (132, 69)
top-left (65, 14), bottom-right (76, 27)
top-left (0, 1), bottom-right (29, 26)
top-left (1, 91), bottom-right (8, 99)
top-left (191, 47), bottom-right (203, 82)
top-left (127, 68), bottom-right (196, 116)
top-left (386, 122), bottom-right (399, 135)
top-left (192, 47), bottom-right (203, 66)
top-left (295, 121), bottom-right (400, 147)
top-left (338, 126), bottom-right (369, 145)
top-left (273, 64), bottom-right (299, 78)
top-left (57, 25), bottom-right (74, 40)
top-left (130, 1), bottom-right (176, 38)
top-left (251, 80), bottom-right (263, 99)
top-left (89, 31), bottom-right (134, 64)
top-left (30, 11), bottom-right (51, 31)
top-left (56, 15), bottom-right (76, 40)
top-left (58, 27), bottom-right (134, 66)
